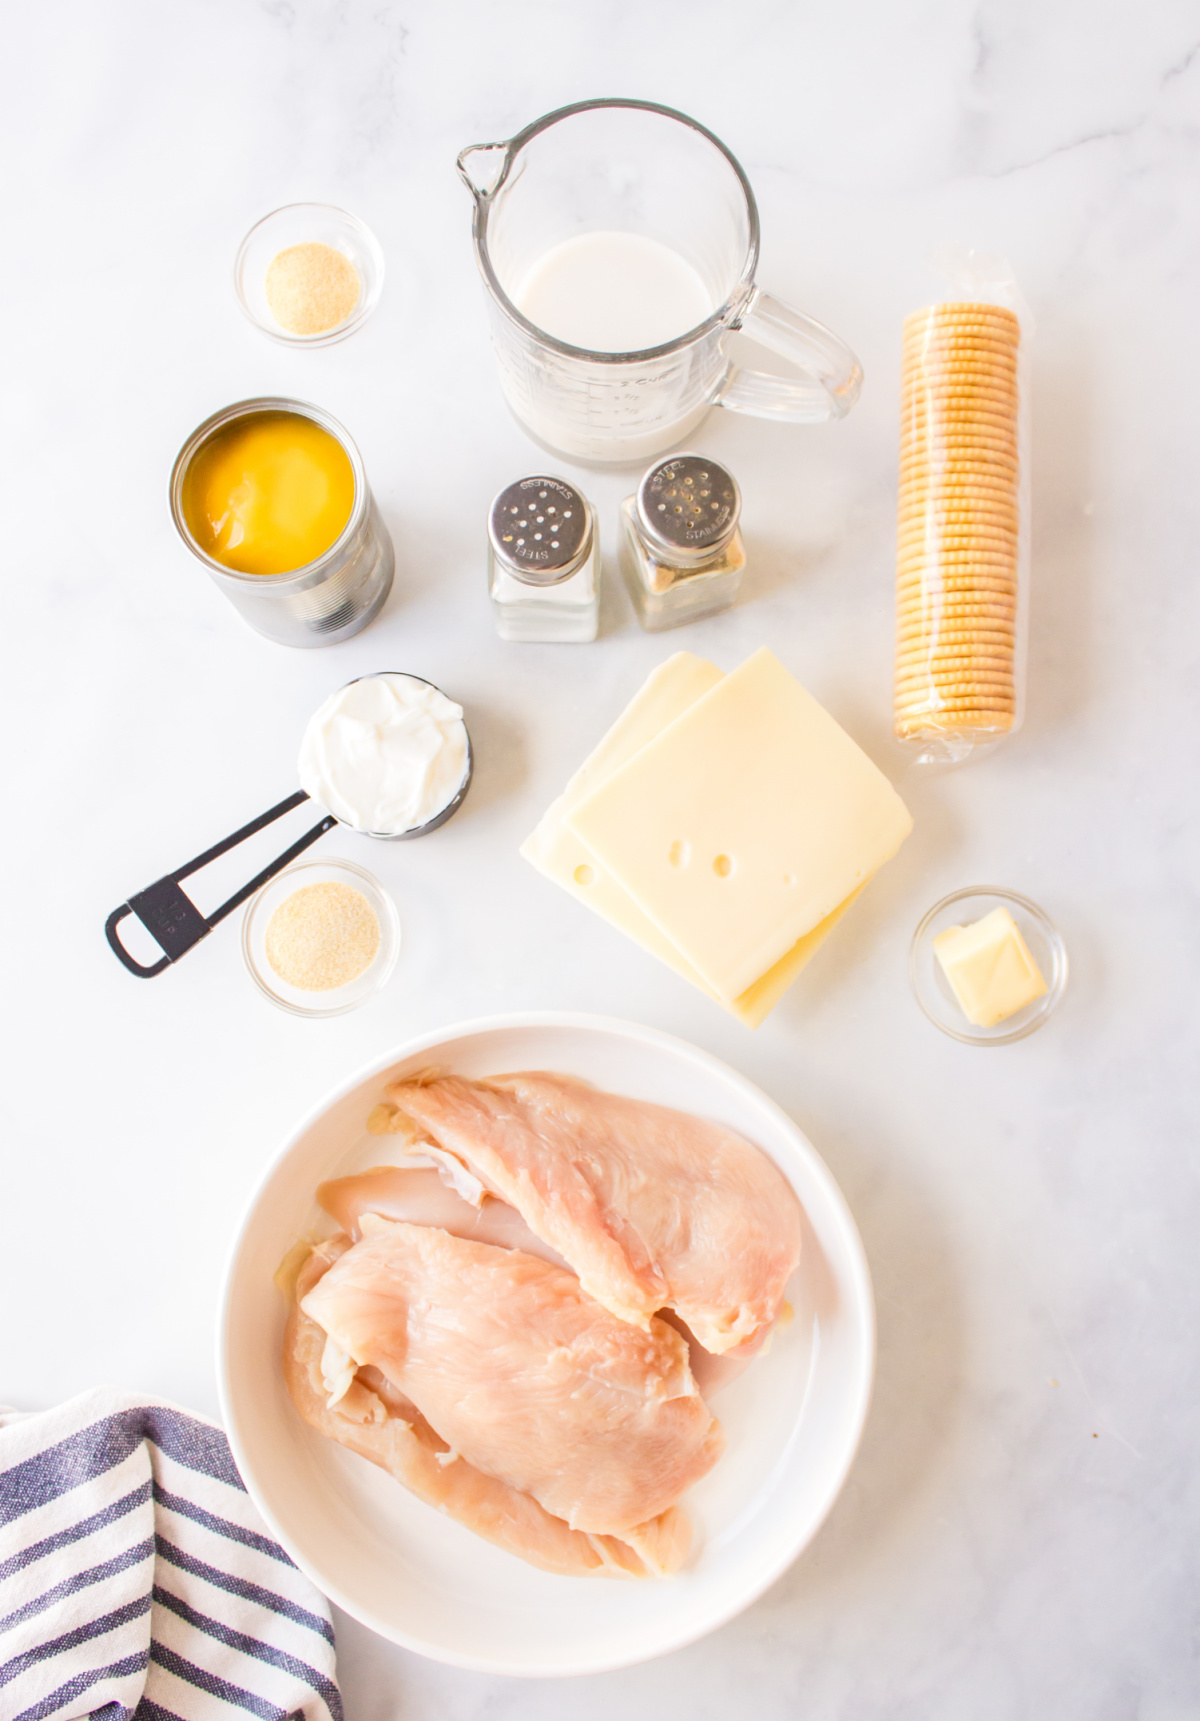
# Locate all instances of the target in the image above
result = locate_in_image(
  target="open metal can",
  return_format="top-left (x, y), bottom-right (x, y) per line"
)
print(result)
top-left (169, 395), bottom-right (394, 647)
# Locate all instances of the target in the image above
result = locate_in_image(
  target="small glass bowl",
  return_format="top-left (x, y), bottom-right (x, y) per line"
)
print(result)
top-left (910, 887), bottom-right (1068, 1046)
top-left (234, 203), bottom-right (384, 347)
top-left (242, 857), bottom-right (400, 1017)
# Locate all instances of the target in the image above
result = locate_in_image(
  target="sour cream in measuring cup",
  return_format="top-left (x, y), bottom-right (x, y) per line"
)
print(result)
top-left (298, 674), bottom-right (470, 835)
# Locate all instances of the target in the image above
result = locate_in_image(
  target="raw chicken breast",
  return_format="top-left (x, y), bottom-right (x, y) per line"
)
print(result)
top-left (319, 1166), bottom-right (568, 1267)
top-left (300, 1215), bottom-right (723, 1535)
top-left (380, 1071), bottom-right (801, 1354)
top-left (318, 1166), bottom-right (754, 1397)
top-left (284, 1241), bottom-right (689, 1578)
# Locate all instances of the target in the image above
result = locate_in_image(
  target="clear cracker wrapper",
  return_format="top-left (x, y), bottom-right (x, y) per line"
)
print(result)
top-left (894, 247), bottom-right (1032, 763)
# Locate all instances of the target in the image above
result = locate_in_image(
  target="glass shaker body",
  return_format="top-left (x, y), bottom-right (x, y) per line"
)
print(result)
top-left (488, 476), bottom-right (599, 643)
top-left (619, 454), bottom-right (745, 632)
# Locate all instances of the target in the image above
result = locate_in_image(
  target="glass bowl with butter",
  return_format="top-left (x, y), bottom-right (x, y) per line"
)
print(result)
top-left (243, 857), bottom-right (400, 1017)
top-left (910, 888), bottom-right (1067, 1045)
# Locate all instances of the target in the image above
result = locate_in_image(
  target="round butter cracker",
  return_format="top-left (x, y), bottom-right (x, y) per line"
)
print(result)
top-left (894, 692), bottom-right (1017, 716)
top-left (904, 340), bottom-right (1017, 360)
top-left (902, 383), bottom-right (1020, 412)
top-left (897, 499), bottom-right (1020, 524)
top-left (900, 421), bottom-right (1019, 450)
top-left (902, 354), bottom-right (1019, 386)
top-left (902, 343), bottom-right (1019, 374)
top-left (898, 538), bottom-right (1020, 554)
top-left (896, 636), bottom-right (1016, 653)
top-left (899, 453), bottom-right (1020, 478)
top-left (897, 484), bottom-right (1019, 511)
top-left (897, 492), bottom-right (1019, 515)
top-left (896, 643), bottom-right (1016, 659)
top-left (899, 449), bottom-right (1020, 472)
top-left (896, 569), bottom-right (1018, 592)
top-left (900, 428), bottom-right (1020, 458)
top-left (896, 543), bottom-right (1019, 563)
top-left (895, 611), bottom-right (1018, 630)
top-left (901, 419), bottom-right (1019, 446)
top-left (895, 671), bottom-right (1016, 693)
top-left (907, 303), bottom-right (1019, 332)
top-left (894, 640), bottom-right (1016, 664)
top-left (894, 650), bottom-right (1016, 674)
top-left (896, 581), bottom-right (1019, 605)
top-left (896, 543), bottom-right (1019, 564)
top-left (895, 606), bottom-right (1017, 629)
top-left (895, 540), bottom-right (1020, 562)
top-left (894, 674), bottom-right (1016, 700)
top-left (895, 642), bottom-right (1017, 663)
top-left (898, 503), bottom-right (1019, 527)
top-left (899, 452), bottom-right (1020, 479)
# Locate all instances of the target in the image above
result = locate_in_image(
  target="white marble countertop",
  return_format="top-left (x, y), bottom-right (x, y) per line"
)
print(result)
top-left (4, 1), bottom-right (1198, 1715)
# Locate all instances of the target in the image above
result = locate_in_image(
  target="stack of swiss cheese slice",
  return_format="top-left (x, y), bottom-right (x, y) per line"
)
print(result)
top-left (522, 648), bottom-right (913, 1027)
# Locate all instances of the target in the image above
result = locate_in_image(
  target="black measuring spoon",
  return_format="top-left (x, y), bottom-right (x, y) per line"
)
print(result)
top-left (105, 675), bottom-right (472, 978)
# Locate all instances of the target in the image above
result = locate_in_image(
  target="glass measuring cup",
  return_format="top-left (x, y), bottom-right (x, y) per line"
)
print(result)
top-left (104, 675), bottom-right (472, 978)
top-left (457, 98), bottom-right (863, 465)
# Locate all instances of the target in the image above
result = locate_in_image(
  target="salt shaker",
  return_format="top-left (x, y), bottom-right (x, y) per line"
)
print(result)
top-left (618, 453), bottom-right (745, 632)
top-left (488, 475), bottom-right (599, 643)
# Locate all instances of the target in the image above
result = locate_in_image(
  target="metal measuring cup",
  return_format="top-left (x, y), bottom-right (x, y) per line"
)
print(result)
top-left (105, 675), bottom-right (472, 978)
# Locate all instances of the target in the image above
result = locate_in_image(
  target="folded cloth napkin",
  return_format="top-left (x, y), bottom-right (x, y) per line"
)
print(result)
top-left (0, 1389), bottom-right (341, 1721)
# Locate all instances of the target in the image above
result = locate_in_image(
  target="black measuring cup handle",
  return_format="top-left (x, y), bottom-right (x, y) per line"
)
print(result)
top-left (105, 789), bottom-right (337, 978)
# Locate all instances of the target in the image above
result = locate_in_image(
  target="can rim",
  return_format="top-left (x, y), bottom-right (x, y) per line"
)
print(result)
top-left (169, 397), bottom-right (368, 586)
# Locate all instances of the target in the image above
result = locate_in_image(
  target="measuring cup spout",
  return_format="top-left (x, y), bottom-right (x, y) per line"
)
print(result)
top-left (456, 140), bottom-right (514, 202)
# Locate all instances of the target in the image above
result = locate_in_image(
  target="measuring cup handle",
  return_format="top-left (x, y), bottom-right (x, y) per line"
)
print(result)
top-left (716, 287), bottom-right (864, 424)
top-left (104, 789), bottom-right (337, 978)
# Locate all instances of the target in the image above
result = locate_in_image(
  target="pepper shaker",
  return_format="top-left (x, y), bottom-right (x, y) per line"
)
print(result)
top-left (618, 453), bottom-right (745, 632)
top-left (488, 475), bottom-right (599, 643)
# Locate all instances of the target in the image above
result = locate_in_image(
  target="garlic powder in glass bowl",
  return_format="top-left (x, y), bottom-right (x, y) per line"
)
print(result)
top-left (243, 858), bottom-right (400, 1018)
top-left (235, 204), bottom-right (384, 347)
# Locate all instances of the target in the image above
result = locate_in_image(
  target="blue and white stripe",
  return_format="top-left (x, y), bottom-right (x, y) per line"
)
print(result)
top-left (0, 1390), bottom-right (341, 1721)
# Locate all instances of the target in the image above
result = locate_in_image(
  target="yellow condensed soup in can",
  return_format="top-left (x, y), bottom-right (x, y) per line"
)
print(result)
top-left (181, 410), bottom-right (355, 575)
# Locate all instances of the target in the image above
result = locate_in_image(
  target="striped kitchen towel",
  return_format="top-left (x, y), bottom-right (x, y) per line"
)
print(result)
top-left (0, 1389), bottom-right (341, 1721)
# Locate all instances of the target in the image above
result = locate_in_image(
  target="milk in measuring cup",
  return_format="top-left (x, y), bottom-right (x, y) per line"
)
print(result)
top-left (517, 232), bottom-right (714, 353)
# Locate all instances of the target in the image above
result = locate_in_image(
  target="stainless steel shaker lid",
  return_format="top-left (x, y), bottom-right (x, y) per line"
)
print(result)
top-left (636, 453), bottom-right (741, 563)
top-left (489, 475), bottom-right (592, 585)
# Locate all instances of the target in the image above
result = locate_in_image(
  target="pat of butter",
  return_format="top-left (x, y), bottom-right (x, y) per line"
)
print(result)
top-left (567, 648), bottom-right (913, 1003)
top-left (520, 653), bottom-right (863, 1027)
top-left (933, 906), bottom-right (1047, 1027)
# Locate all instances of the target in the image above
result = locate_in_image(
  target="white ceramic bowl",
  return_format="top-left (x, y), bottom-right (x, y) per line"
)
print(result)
top-left (217, 1013), bottom-right (875, 1676)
